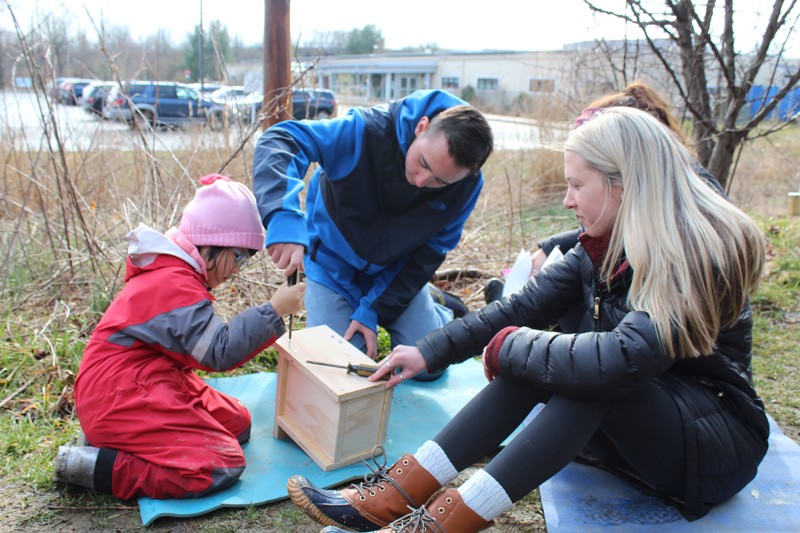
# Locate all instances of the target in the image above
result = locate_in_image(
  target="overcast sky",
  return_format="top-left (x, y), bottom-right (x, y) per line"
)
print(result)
top-left (3, 0), bottom-right (797, 55)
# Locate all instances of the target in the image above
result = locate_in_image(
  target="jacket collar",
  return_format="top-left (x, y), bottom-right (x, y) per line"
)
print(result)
top-left (579, 231), bottom-right (629, 281)
top-left (127, 223), bottom-right (207, 278)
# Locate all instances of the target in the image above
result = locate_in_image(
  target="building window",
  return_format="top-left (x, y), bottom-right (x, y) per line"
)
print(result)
top-left (529, 79), bottom-right (555, 93)
top-left (398, 75), bottom-right (419, 98)
top-left (477, 78), bottom-right (499, 91)
top-left (441, 77), bottom-right (460, 89)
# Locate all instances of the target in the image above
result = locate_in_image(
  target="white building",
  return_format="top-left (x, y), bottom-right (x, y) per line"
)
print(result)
top-left (299, 42), bottom-right (678, 115)
top-left (231, 41), bottom-right (799, 119)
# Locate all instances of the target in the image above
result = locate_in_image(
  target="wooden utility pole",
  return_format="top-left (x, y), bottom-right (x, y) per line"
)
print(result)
top-left (199, 0), bottom-right (204, 91)
top-left (263, 0), bottom-right (292, 129)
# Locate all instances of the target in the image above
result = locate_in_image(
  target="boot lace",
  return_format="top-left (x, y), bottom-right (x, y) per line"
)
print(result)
top-left (347, 445), bottom-right (416, 505)
top-left (388, 504), bottom-right (446, 532)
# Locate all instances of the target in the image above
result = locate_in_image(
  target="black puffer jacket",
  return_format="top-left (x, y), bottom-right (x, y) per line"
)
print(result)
top-left (418, 243), bottom-right (769, 519)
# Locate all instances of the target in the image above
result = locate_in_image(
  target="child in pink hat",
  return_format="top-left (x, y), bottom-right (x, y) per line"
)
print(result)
top-left (55, 174), bottom-right (305, 500)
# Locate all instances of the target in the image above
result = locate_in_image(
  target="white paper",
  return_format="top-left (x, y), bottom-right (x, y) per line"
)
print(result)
top-left (502, 248), bottom-right (532, 298)
top-left (502, 245), bottom-right (564, 298)
top-left (540, 245), bottom-right (564, 271)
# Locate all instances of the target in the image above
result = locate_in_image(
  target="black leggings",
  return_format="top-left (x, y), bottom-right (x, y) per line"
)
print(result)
top-left (433, 377), bottom-right (686, 502)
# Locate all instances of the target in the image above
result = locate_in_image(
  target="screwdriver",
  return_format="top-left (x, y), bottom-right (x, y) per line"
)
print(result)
top-left (306, 360), bottom-right (390, 380)
top-left (287, 270), bottom-right (298, 342)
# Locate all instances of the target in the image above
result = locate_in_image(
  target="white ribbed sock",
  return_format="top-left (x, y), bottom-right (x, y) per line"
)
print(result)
top-left (458, 469), bottom-right (513, 521)
top-left (413, 440), bottom-right (459, 486)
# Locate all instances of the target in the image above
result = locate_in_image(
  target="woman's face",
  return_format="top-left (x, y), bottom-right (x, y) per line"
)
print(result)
top-left (563, 151), bottom-right (623, 238)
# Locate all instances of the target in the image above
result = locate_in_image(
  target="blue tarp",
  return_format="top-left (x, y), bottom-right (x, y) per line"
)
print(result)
top-left (747, 85), bottom-right (800, 120)
top-left (540, 414), bottom-right (800, 532)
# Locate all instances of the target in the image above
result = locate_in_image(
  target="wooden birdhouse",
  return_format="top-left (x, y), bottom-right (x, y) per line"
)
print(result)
top-left (273, 325), bottom-right (394, 471)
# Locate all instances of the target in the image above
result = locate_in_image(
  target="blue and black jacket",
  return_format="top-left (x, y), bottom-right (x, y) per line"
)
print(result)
top-left (252, 90), bottom-right (483, 332)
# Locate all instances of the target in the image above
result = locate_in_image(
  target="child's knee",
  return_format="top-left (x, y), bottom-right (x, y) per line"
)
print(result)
top-left (235, 406), bottom-right (252, 435)
top-left (222, 402), bottom-right (252, 438)
top-left (207, 464), bottom-right (245, 494)
top-left (193, 443), bottom-right (246, 496)
top-left (236, 422), bottom-right (252, 444)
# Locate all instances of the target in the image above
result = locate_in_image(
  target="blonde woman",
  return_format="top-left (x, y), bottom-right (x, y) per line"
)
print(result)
top-left (484, 80), bottom-right (726, 305)
top-left (287, 107), bottom-right (769, 533)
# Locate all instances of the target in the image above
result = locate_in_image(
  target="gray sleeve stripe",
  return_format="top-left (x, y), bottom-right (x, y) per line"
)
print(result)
top-left (106, 300), bottom-right (215, 352)
top-left (191, 314), bottom-right (224, 363)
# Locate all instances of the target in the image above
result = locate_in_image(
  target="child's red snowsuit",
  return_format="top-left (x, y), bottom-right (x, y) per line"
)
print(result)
top-left (74, 225), bottom-right (284, 499)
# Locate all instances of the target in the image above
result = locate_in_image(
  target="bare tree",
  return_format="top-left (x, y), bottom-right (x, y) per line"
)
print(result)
top-left (298, 30), bottom-right (349, 55)
top-left (585, 0), bottom-right (800, 190)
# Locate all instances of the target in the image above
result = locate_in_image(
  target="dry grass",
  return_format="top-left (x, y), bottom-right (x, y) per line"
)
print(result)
top-left (728, 126), bottom-right (800, 215)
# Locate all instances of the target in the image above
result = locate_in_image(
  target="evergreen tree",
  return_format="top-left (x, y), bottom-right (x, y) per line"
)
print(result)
top-left (345, 25), bottom-right (384, 55)
top-left (183, 20), bottom-right (231, 82)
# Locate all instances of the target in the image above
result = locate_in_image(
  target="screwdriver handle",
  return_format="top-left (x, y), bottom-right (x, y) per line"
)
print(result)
top-left (347, 363), bottom-right (389, 380)
top-left (287, 271), bottom-right (298, 339)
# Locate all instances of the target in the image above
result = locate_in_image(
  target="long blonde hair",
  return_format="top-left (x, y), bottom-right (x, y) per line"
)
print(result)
top-left (565, 107), bottom-right (765, 358)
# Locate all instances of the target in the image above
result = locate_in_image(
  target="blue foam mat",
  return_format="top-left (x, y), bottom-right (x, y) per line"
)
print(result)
top-left (539, 414), bottom-right (800, 532)
top-left (139, 358), bottom-right (492, 526)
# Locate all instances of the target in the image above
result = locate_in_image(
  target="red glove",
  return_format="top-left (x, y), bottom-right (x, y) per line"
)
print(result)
top-left (484, 326), bottom-right (519, 378)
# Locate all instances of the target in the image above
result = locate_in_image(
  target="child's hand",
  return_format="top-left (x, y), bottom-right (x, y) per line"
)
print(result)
top-left (270, 282), bottom-right (306, 316)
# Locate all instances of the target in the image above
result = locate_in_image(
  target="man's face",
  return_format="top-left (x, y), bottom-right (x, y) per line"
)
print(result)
top-left (404, 117), bottom-right (472, 189)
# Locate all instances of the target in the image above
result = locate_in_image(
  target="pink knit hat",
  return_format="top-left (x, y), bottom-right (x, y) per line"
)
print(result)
top-left (179, 174), bottom-right (265, 251)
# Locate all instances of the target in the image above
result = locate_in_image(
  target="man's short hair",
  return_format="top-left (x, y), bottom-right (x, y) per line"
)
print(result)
top-left (428, 105), bottom-right (494, 174)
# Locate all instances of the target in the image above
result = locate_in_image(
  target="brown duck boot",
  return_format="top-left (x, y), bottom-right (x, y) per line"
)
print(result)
top-left (319, 488), bottom-right (491, 533)
top-left (418, 488), bottom-right (491, 532)
top-left (288, 451), bottom-right (440, 532)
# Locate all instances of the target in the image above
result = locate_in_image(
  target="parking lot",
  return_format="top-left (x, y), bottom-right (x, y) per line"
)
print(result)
top-left (0, 89), bottom-right (259, 153)
top-left (0, 89), bottom-right (544, 153)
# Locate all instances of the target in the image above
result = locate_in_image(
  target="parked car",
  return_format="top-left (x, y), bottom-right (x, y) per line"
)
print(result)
top-left (292, 89), bottom-right (337, 120)
top-left (57, 78), bottom-right (94, 105)
top-left (208, 86), bottom-right (253, 123)
top-left (237, 91), bottom-right (266, 124)
top-left (188, 82), bottom-right (224, 97)
top-left (209, 85), bottom-right (252, 107)
top-left (80, 81), bottom-right (115, 116)
top-left (102, 81), bottom-right (225, 129)
top-left (238, 88), bottom-right (338, 124)
top-left (50, 77), bottom-right (70, 99)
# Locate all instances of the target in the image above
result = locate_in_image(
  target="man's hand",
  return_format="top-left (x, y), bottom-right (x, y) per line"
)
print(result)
top-left (267, 243), bottom-right (305, 277)
top-left (344, 320), bottom-right (378, 360)
top-left (369, 345), bottom-right (429, 388)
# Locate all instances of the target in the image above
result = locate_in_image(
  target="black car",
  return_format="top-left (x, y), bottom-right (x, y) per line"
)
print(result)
top-left (239, 88), bottom-right (338, 124)
top-left (292, 89), bottom-right (337, 119)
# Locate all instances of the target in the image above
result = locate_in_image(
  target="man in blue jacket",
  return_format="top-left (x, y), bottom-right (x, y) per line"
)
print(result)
top-left (252, 89), bottom-right (493, 378)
